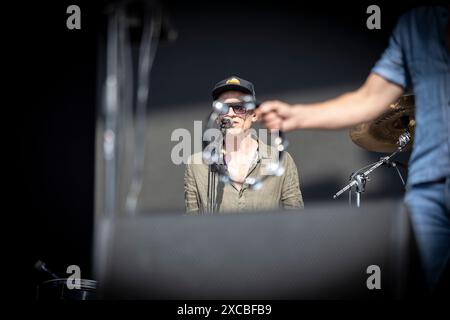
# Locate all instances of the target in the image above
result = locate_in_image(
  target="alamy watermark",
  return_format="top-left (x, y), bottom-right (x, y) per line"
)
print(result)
top-left (66, 265), bottom-right (81, 289)
top-left (366, 5), bottom-right (381, 30)
top-left (170, 121), bottom-right (282, 168)
top-left (366, 264), bottom-right (381, 290)
top-left (66, 5), bottom-right (81, 30)
top-left (64, 5), bottom-right (380, 31)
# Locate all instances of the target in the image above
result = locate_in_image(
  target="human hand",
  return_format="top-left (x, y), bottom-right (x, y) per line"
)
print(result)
top-left (256, 100), bottom-right (301, 131)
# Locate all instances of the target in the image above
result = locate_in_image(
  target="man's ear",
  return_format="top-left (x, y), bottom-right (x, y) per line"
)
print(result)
top-left (251, 111), bottom-right (258, 122)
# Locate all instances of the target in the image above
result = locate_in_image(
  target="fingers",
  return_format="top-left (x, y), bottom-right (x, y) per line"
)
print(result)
top-left (256, 100), bottom-right (282, 123)
top-left (257, 100), bottom-right (284, 116)
top-left (256, 100), bottom-right (302, 132)
top-left (255, 108), bottom-right (276, 128)
top-left (256, 100), bottom-right (289, 130)
top-left (261, 111), bottom-right (279, 123)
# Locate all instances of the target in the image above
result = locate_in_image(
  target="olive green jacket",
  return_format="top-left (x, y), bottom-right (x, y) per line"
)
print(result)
top-left (184, 140), bottom-right (304, 213)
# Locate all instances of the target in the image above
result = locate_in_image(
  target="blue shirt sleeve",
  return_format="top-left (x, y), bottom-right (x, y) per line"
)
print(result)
top-left (371, 15), bottom-right (409, 89)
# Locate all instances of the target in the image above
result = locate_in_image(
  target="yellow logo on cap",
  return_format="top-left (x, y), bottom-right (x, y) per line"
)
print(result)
top-left (226, 77), bottom-right (240, 85)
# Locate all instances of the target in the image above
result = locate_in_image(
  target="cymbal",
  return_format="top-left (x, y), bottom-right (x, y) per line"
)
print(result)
top-left (350, 95), bottom-right (415, 153)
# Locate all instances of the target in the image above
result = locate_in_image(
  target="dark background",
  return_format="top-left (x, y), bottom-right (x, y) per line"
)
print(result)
top-left (18, 0), bottom-right (423, 299)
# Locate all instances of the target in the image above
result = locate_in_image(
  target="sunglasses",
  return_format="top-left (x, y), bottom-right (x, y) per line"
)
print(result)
top-left (224, 102), bottom-right (249, 115)
top-left (212, 96), bottom-right (259, 115)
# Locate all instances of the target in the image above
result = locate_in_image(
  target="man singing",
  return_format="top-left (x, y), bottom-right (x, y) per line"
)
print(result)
top-left (184, 76), bottom-right (303, 213)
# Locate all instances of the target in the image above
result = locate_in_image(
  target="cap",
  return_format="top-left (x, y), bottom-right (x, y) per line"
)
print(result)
top-left (212, 76), bottom-right (256, 100)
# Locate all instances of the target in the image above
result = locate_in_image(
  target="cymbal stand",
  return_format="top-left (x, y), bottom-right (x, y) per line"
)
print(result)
top-left (333, 132), bottom-right (410, 208)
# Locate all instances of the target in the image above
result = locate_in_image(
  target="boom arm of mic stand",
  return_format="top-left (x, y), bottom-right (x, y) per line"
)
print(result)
top-left (333, 179), bottom-right (357, 199)
top-left (333, 130), bottom-right (410, 203)
top-left (333, 145), bottom-right (405, 200)
top-left (333, 148), bottom-right (401, 199)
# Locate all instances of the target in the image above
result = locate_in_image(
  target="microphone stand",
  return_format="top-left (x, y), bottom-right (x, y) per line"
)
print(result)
top-left (206, 120), bottom-right (230, 213)
top-left (34, 260), bottom-right (60, 279)
top-left (333, 132), bottom-right (410, 208)
top-left (383, 159), bottom-right (407, 186)
top-left (207, 161), bottom-right (218, 213)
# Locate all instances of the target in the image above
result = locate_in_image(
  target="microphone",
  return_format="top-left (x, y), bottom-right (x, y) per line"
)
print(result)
top-left (34, 260), bottom-right (60, 279)
top-left (220, 118), bottom-right (232, 130)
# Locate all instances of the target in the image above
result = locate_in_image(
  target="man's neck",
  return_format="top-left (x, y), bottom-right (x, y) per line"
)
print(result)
top-left (224, 131), bottom-right (255, 155)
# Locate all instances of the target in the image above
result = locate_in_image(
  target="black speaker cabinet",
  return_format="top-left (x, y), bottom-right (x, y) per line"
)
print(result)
top-left (93, 200), bottom-right (423, 299)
